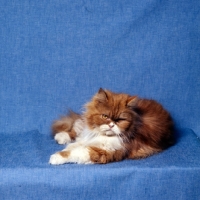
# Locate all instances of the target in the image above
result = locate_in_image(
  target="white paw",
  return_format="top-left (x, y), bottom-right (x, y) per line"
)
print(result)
top-left (54, 132), bottom-right (71, 144)
top-left (49, 153), bottom-right (66, 165)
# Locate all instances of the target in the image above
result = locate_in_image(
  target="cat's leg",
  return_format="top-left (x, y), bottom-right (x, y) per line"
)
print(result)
top-left (49, 144), bottom-right (126, 165)
top-left (49, 144), bottom-right (92, 165)
top-left (52, 112), bottom-right (84, 144)
top-left (49, 146), bottom-right (125, 165)
top-left (88, 146), bottom-right (125, 164)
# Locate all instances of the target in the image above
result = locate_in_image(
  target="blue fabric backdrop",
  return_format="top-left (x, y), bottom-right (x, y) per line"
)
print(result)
top-left (0, 0), bottom-right (200, 199)
top-left (0, 128), bottom-right (200, 200)
top-left (0, 0), bottom-right (200, 135)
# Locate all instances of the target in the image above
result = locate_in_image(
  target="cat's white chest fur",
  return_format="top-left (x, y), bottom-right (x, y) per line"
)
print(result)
top-left (76, 126), bottom-right (123, 151)
top-left (73, 118), bottom-right (123, 151)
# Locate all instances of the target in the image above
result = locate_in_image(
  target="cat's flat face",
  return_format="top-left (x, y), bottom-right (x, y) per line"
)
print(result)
top-left (85, 89), bottom-right (137, 137)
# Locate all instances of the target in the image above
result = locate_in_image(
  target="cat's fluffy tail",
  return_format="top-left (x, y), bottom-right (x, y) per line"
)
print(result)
top-left (52, 111), bottom-right (81, 135)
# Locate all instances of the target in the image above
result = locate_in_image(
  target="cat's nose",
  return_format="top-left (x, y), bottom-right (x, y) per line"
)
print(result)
top-left (109, 123), bottom-right (114, 128)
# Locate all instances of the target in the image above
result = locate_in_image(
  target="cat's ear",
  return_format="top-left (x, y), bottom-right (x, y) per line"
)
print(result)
top-left (127, 96), bottom-right (138, 108)
top-left (94, 88), bottom-right (108, 103)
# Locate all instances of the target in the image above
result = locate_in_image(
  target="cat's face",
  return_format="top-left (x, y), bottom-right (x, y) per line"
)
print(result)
top-left (84, 89), bottom-right (137, 137)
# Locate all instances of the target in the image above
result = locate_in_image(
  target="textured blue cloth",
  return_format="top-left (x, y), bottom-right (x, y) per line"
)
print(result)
top-left (0, 129), bottom-right (200, 200)
top-left (0, 0), bottom-right (200, 199)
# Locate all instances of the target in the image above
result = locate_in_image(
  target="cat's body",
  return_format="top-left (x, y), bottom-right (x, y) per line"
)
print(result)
top-left (49, 88), bottom-right (174, 165)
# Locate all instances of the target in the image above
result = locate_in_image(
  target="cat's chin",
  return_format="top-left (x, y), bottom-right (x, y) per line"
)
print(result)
top-left (105, 131), bottom-right (116, 137)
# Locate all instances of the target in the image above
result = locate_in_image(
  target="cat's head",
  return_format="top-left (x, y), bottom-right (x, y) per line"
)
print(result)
top-left (84, 88), bottom-right (138, 137)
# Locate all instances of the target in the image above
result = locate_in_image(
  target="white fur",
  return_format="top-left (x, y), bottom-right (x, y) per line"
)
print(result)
top-left (73, 119), bottom-right (85, 136)
top-left (66, 146), bottom-right (92, 164)
top-left (49, 146), bottom-right (92, 165)
top-left (50, 121), bottom-right (124, 165)
top-left (80, 126), bottom-right (123, 151)
top-left (49, 153), bottom-right (68, 165)
top-left (54, 132), bottom-right (71, 144)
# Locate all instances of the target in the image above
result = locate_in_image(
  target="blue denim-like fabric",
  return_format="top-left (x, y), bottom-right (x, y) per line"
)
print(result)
top-left (0, 0), bottom-right (200, 199)
top-left (0, 129), bottom-right (200, 200)
top-left (0, 0), bottom-right (199, 135)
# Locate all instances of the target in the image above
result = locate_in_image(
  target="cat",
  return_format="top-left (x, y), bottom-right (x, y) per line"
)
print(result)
top-left (49, 88), bottom-right (174, 165)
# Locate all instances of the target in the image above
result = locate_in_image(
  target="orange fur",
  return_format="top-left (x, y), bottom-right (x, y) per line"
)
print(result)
top-left (89, 147), bottom-right (126, 164)
top-left (59, 151), bottom-right (70, 158)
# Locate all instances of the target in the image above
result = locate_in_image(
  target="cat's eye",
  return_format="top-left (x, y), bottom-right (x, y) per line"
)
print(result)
top-left (101, 114), bottom-right (109, 120)
top-left (115, 118), bottom-right (126, 123)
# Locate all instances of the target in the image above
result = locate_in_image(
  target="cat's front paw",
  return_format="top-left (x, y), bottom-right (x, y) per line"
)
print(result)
top-left (54, 132), bottom-right (71, 144)
top-left (49, 153), bottom-right (66, 165)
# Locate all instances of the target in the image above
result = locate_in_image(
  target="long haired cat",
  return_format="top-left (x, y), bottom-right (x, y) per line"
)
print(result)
top-left (49, 88), bottom-right (174, 165)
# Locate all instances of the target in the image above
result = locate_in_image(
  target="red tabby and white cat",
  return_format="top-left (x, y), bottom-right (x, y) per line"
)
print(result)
top-left (49, 88), bottom-right (174, 165)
